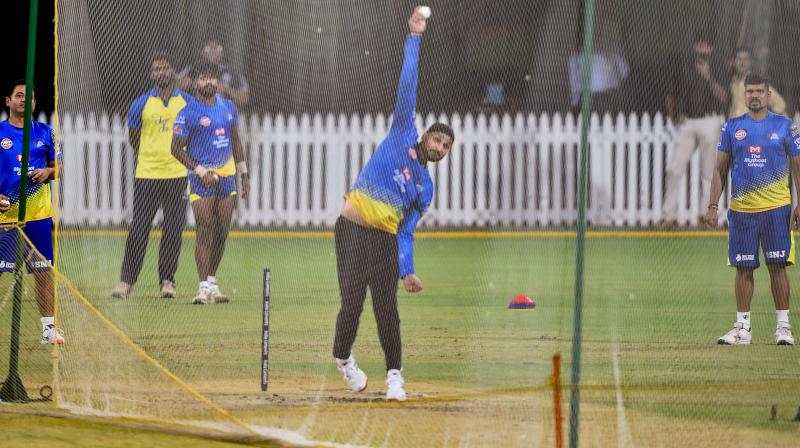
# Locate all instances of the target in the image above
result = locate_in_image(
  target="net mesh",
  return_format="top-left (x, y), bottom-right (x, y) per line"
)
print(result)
top-left (2, 0), bottom-right (800, 446)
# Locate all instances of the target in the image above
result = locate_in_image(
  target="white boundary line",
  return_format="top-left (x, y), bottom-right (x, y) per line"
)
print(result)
top-left (611, 339), bottom-right (636, 448)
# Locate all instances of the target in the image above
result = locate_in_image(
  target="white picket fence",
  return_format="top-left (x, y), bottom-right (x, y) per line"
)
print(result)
top-left (50, 111), bottom-right (738, 228)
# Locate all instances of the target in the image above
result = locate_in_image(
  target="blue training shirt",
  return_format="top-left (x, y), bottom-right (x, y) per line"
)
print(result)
top-left (0, 120), bottom-right (59, 223)
top-left (345, 34), bottom-right (431, 278)
top-left (173, 95), bottom-right (238, 176)
top-left (717, 112), bottom-right (800, 212)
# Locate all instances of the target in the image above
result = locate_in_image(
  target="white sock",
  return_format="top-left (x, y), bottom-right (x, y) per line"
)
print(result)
top-left (207, 276), bottom-right (217, 285)
top-left (199, 281), bottom-right (210, 290)
top-left (41, 316), bottom-right (54, 329)
top-left (736, 312), bottom-right (751, 330)
top-left (776, 309), bottom-right (789, 327)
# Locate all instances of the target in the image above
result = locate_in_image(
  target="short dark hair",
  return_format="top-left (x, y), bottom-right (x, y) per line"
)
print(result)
top-left (744, 72), bottom-right (770, 88)
top-left (7, 79), bottom-right (35, 99)
top-left (190, 60), bottom-right (219, 79)
top-left (426, 123), bottom-right (455, 142)
top-left (149, 51), bottom-right (173, 68)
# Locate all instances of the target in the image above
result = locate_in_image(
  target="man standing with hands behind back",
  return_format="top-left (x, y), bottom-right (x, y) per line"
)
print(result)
top-left (112, 52), bottom-right (191, 300)
top-left (707, 73), bottom-right (797, 346)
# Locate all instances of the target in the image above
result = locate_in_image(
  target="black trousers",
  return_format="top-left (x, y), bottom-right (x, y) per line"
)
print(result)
top-left (333, 216), bottom-right (402, 371)
top-left (120, 177), bottom-right (188, 285)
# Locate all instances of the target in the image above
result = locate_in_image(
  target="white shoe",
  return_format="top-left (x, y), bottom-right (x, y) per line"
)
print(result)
top-left (209, 284), bottom-right (229, 303)
top-left (775, 324), bottom-right (795, 345)
top-left (192, 286), bottom-right (212, 305)
top-left (386, 369), bottom-right (406, 401)
top-left (41, 324), bottom-right (65, 345)
top-left (717, 322), bottom-right (752, 345)
top-left (337, 355), bottom-right (368, 392)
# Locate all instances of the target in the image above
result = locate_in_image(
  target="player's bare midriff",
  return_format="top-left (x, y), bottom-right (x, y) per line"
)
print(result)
top-left (340, 199), bottom-right (372, 229)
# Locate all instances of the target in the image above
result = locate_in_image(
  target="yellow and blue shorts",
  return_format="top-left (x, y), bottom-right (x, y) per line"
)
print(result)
top-left (728, 204), bottom-right (795, 268)
top-left (188, 172), bottom-right (237, 203)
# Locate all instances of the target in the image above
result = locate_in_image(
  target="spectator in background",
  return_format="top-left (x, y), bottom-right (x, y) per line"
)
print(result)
top-left (728, 47), bottom-right (786, 118)
top-left (178, 38), bottom-right (249, 108)
top-left (661, 34), bottom-right (728, 227)
top-left (568, 49), bottom-right (629, 226)
top-left (568, 49), bottom-right (629, 115)
top-left (568, 0), bottom-right (629, 116)
top-left (474, 81), bottom-right (506, 115)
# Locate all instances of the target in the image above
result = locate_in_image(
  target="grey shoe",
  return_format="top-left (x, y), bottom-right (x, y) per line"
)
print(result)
top-left (112, 281), bottom-right (131, 299)
top-left (160, 280), bottom-right (176, 299)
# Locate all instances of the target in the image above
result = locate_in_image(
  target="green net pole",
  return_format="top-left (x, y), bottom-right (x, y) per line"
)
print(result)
top-left (568, 0), bottom-right (595, 446)
top-left (0, 0), bottom-right (39, 403)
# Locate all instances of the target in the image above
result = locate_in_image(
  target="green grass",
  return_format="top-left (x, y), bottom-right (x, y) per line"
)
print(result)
top-left (2, 233), bottom-right (800, 446)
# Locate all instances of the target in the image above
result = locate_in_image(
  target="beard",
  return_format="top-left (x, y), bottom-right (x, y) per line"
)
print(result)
top-left (747, 100), bottom-right (765, 113)
top-left (425, 149), bottom-right (444, 162)
top-left (197, 85), bottom-right (217, 98)
top-left (154, 76), bottom-right (172, 89)
top-left (419, 142), bottom-right (444, 162)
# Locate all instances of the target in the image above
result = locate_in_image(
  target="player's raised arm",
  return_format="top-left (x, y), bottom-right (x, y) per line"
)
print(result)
top-left (389, 7), bottom-right (428, 134)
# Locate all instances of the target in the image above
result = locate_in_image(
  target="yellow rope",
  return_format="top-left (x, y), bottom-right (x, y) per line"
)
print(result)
top-left (16, 227), bottom-right (259, 436)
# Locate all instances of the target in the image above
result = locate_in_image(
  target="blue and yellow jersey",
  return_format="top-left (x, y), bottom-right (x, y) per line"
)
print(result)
top-left (717, 112), bottom-right (800, 212)
top-left (128, 88), bottom-right (191, 179)
top-left (345, 35), bottom-right (430, 277)
top-left (173, 95), bottom-right (238, 176)
top-left (0, 120), bottom-right (59, 224)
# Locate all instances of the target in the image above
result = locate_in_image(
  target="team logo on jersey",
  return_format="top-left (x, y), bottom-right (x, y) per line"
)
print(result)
top-left (735, 129), bottom-right (747, 140)
top-left (199, 116), bottom-right (211, 127)
top-left (16, 154), bottom-right (22, 162)
top-left (392, 169), bottom-right (407, 193)
top-left (0, 138), bottom-right (12, 150)
top-left (769, 132), bottom-right (780, 141)
top-left (748, 145), bottom-right (761, 154)
top-left (173, 125), bottom-right (183, 134)
top-left (227, 113), bottom-right (233, 121)
top-left (215, 127), bottom-right (226, 137)
top-left (403, 167), bottom-right (411, 181)
top-left (408, 148), bottom-right (417, 160)
top-left (35, 140), bottom-right (45, 148)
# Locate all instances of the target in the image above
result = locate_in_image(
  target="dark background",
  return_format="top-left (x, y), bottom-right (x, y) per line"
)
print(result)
top-left (3, 0), bottom-right (55, 116)
top-left (6, 0), bottom-right (800, 117)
